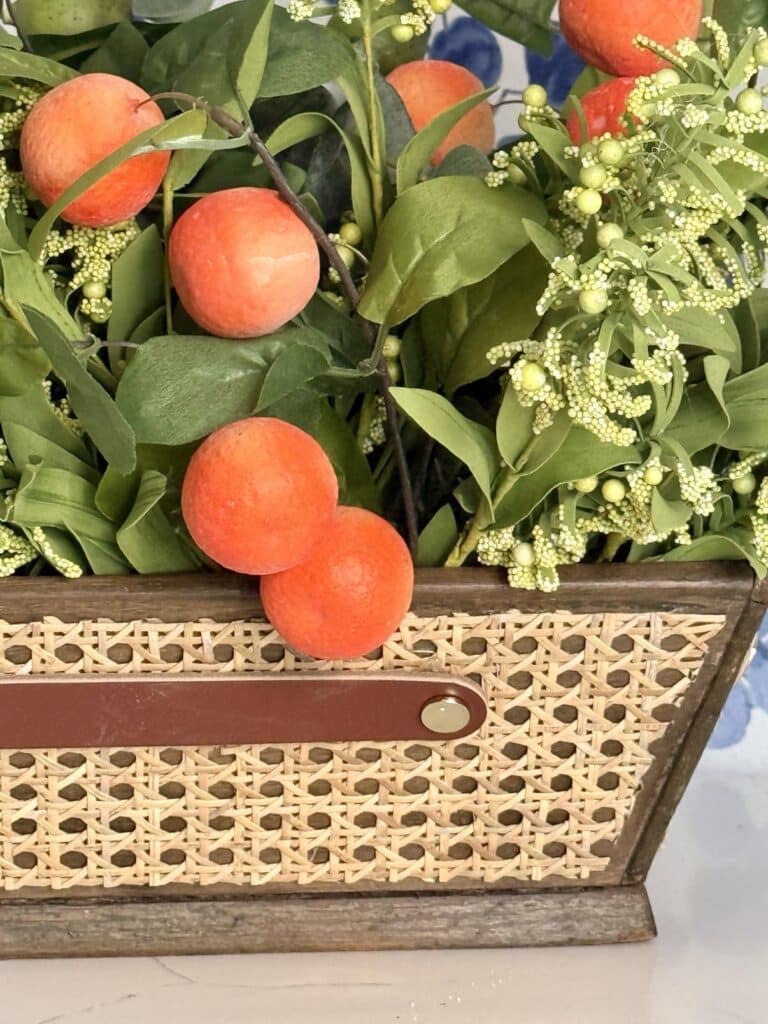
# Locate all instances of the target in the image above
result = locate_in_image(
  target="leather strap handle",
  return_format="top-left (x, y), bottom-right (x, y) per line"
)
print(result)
top-left (0, 672), bottom-right (487, 749)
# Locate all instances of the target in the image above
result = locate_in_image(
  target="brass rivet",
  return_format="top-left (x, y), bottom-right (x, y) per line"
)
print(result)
top-left (420, 696), bottom-right (471, 735)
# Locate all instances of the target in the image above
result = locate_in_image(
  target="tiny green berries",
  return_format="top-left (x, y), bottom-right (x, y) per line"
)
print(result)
top-left (733, 472), bottom-right (757, 495)
top-left (335, 244), bottom-right (356, 268)
top-left (522, 84), bottom-right (548, 109)
top-left (597, 222), bottom-right (624, 249)
top-left (574, 476), bottom-right (599, 494)
top-left (576, 189), bottom-right (603, 216)
top-left (82, 280), bottom-right (107, 300)
top-left (754, 39), bottom-right (768, 67)
top-left (602, 479), bottom-right (626, 504)
top-left (737, 88), bottom-right (764, 116)
top-left (513, 542), bottom-right (535, 567)
top-left (429, 0), bottom-right (452, 12)
top-left (339, 221), bottom-right (362, 246)
top-left (580, 164), bottom-right (607, 190)
top-left (597, 139), bottom-right (625, 167)
top-left (654, 68), bottom-right (681, 88)
top-left (579, 288), bottom-right (609, 315)
top-left (520, 361), bottom-right (547, 392)
top-left (386, 358), bottom-right (401, 384)
top-left (391, 24), bottom-right (414, 43)
top-left (88, 306), bottom-right (111, 324)
top-left (382, 334), bottom-right (401, 359)
top-left (644, 466), bottom-right (664, 487)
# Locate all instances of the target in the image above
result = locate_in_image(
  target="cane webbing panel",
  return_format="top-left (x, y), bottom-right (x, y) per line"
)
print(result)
top-left (0, 610), bottom-right (725, 891)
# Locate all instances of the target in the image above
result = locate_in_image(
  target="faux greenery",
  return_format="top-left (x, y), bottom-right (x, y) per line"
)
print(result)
top-left (0, 0), bottom-right (768, 591)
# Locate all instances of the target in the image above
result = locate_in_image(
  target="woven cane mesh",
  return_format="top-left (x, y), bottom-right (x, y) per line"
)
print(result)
top-left (0, 610), bottom-right (724, 892)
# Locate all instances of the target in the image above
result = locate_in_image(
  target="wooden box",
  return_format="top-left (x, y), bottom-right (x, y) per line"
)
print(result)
top-left (0, 563), bottom-right (762, 957)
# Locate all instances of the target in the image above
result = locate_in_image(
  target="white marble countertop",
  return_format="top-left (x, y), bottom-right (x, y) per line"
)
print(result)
top-left (2, 747), bottom-right (766, 1024)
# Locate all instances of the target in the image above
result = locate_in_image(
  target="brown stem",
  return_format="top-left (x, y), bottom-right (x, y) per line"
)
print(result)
top-left (149, 91), bottom-right (419, 556)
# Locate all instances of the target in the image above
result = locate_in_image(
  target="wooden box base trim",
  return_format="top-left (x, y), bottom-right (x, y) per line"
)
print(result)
top-left (0, 885), bottom-right (656, 957)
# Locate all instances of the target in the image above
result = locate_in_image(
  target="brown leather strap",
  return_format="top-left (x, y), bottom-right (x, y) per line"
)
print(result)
top-left (0, 672), bottom-right (487, 749)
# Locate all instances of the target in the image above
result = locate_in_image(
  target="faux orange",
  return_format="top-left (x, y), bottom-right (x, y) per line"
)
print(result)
top-left (386, 59), bottom-right (495, 166)
top-left (260, 507), bottom-right (415, 660)
top-left (181, 417), bottom-right (338, 576)
top-left (20, 73), bottom-right (169, 227)
top-left (168, 187), bottom-right (320, 339)
top-left (567, 78), bottom-right (637, 143)
top-left (560, 0), bottom-right (702, 77)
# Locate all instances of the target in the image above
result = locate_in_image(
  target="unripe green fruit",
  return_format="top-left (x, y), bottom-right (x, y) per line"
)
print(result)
top-left (644, 466), bottom-right (664, 487)
top-left (14, 0), bottom-right (130, 35)
top-left (520, 361), bottom-right (547, 392)
top-left (88, 307), bottom-right (111, 324)
top-left (579, 288), bottom-right (609, 315)
top-left (597, 222), bottom-right (624, 249)
top-left (733, 472), bottom-right (757, 495)
top-left (82, 280), bottom-right (107, 300)
top-left (598, 139), bottom-right (625, 167)
top-left (391, 24), bottom-right (415, 43)
top-left (335, 244), bottom-right (356, 269)
top-left (507, 164), bottom-right (528, 186)
top-left (429, 0), bottom-right (452, 12)
top-left (754, 39), bottom-right (768, 67)
top-left (737, 88), bottom-right (764, 116)
top-left (523, 84), bottom-right (548, 109)
top-left (655, 68), bottom-right (681, 88)
top-left (513, 542), bottom-right (535, 567)
top-left (577, 189), bottom-right (603, 216)
top-left (580, 164), bottom-right (607, 190)
top-left (602, 479), bottom-right (626, 504)
top-left (386, 358), bottom-right (401, 384)
top-left (574, 476), bottom-right (599, 494)
top-left (339, 221), bottom-right (362, 246)
top-left (382, 334), bottom-right (401, 359)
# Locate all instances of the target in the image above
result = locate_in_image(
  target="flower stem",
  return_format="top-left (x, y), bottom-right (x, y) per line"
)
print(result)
top-left (361, 11), bottom-right (385, 226)
top-left (444, 463), bottom-right (521, 567)
top-left (162, 176), bottom-right (175, 334)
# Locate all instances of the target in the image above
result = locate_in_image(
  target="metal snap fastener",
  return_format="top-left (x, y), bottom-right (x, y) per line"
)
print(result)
top-left (420, 696), bottom-right (471, 735)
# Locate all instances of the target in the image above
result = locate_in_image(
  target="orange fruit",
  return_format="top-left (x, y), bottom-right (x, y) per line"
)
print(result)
top-left (181, 417), bottom-right (338, 576)
top-left (560, 0), bottom-right (702, 77)
top-left (168, 187), bottom-right (320, 339)
top-left (260, 507), bottom-right (414, 660)
top-left (386, 59), bottom-right (495, 166)
top-left (567, 78), bottom-right (637, 142)
top-left (20, 73), bottom-right (169, 227)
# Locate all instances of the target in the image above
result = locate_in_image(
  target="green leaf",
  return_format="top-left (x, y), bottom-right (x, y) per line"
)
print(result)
top-left (419, 246), bottom-right (547, 395)
top-left (667, 354), bottom-right (731, 453)
top-left (0, 47), bottom-right (78, 86)
top-left (116, 470), bottom-right (196, 573)
top-left (359, 177), bottom-right (546, 326)
top-left (256, 342), bottom-right (332, 411)
top-left (494, 429), bottom-right (639, 528)
top-left (133, 0), bottom-right (213, 19)
top-left (79, 20), bottom-right (149, 81)
top-left (390, 387), bottom-right (499, 506)
top-left (227, 0), bottom-right (274, 111)
top-left (299, 292), bottom-right (369, 366)
top-left (259, 8), bottom-right (356, 98)
top-left (660, 527), bottom-right (767, 576)
top-left (3, 422), bottom-right (99, 484)
top-left (669, 307), bottom-right (740, 370)
top-left (416, 504), bottom-right (459, 568)
top-left (377, 75), bottom-right (414, 166)
top-left (712, 0), bottom-right (768, 45)
top-left (266, 112), bottom-right (330, 156)
top-left (24, 309), bottom-right (137, 474)
top-left (431, 145), bottom-right (492, 180)
top-left (523, 219), bottom-right (566, 265)
top-left (396, 88), bottom-right (495, 194)
top-left (116, 327), bottom-right (327, 445)
top-left (12, 463), bottom-right (128, 575)
top-left (457, 0), bottom-right (556, 51)
top-left (0, 383), bottom-right (91, 461)
top-left (0, 319), bottom-right (50, 396)
top-left (14, 0), bottom-right (130, 36)
top-left (107, 226), bottom-right (165, 342)
top-left (650, 491), bottom-right (692, 536)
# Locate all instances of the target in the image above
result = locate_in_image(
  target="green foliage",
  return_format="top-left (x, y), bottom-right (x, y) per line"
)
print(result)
top-left (457, 0), bottom-right (556, 52)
